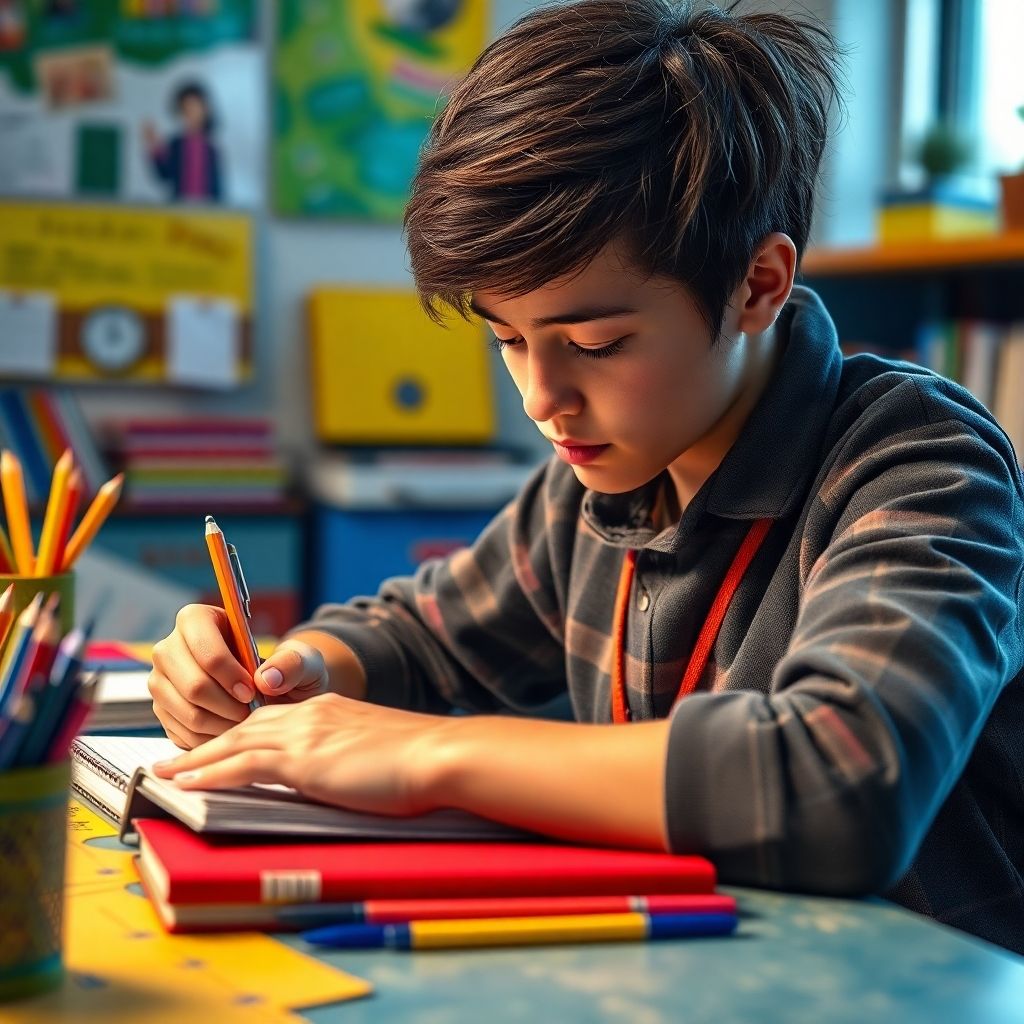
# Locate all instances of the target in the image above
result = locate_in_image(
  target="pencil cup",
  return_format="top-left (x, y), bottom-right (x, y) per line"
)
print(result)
top-left (0, 760), bottom-right (70, 1001)
top-left (0, 574), bottom-right (75, 637)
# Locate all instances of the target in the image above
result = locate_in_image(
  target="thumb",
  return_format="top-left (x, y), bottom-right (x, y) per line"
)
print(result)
top-left (255, 640), bottom-right (328, 698)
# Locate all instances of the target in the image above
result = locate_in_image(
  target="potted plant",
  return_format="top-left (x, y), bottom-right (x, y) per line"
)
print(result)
top-left (998, 105), bottom-right (1024, 232)
top-left (878, 122), bottom-right (996, 242)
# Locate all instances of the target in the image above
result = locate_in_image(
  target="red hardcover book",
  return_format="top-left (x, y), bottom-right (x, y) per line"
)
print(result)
top-left (135, 818), bottom-right (717, 906)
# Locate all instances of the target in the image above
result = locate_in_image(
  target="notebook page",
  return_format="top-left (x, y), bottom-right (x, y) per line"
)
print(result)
top-left (75, 735), bottom-right (183, 783)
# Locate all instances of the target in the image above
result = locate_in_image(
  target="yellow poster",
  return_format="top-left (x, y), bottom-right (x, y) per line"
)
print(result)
top-left (0, 202), bottom-right (253, 386)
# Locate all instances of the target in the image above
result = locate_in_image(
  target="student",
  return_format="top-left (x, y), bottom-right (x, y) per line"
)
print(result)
top-left (149, 1), bottom-right (1024, 955)
top-left (143, 80), bottom-right (222, 203)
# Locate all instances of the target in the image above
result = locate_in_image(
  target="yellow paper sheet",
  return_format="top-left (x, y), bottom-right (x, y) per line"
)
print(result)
top-left (14, 802), bottom-right (372, 1023)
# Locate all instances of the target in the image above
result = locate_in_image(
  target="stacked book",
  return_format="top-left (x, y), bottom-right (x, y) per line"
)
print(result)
top-left (107, 418), bottom-right (289, 510)
top-left (71, 736), bottom-right (740, 947)
top-left (0, 388), bottom-right (110, 502)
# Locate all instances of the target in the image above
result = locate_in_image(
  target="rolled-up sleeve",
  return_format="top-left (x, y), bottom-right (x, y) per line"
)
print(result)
top-left (291, 460), bottom-right (572, 715)
top-left (664, 413), bottom-right (1024, 894)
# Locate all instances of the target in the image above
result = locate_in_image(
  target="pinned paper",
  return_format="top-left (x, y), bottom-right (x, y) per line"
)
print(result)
top-left (0, 290), bottom-right (57, 377)
top-left (13, 802), bottom-right (372, 1022)
top-left (166, 296), bottom-right (240, 389)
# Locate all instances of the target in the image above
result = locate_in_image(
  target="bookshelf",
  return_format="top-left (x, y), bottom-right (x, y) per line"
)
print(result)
top-left (799, 234), bottom-right (1024, 353)
top-left (801, 234), bottom-right (1024, 276)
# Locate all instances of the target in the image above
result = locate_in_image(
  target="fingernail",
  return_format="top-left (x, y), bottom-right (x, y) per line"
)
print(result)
top-left (232, 682), bottom-right (254, 702)
top-left (261, 667), bottom-right (284, 691)
top-left (174, 770), bottom-right (201, 783)
top-left (153, 759), bottom-right (174, 770)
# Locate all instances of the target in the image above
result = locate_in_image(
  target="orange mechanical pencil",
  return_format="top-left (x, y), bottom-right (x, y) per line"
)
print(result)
top-left (204, 516), bottom-right (263, 711)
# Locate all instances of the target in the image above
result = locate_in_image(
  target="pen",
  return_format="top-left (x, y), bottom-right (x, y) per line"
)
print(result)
top-left (281, 892), bottom-right (738, 926)
top-left (301, 911), bottom-right (738, 950)
top-left (204, 516), bottom-right (263, 711)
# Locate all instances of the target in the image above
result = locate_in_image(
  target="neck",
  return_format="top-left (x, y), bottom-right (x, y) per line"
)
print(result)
top-left (667, 325), bottom-right (781, 512)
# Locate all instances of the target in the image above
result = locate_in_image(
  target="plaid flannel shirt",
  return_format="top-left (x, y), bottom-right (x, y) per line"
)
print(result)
top-left (297, 286), bottom-right (1024, 954)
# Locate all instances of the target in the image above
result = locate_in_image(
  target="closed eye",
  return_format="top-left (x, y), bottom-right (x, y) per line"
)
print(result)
top-left (490, 336), bottom-right (628, 359)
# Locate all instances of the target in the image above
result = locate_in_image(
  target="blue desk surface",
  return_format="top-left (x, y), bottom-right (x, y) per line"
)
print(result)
top-left (282, 885), bottom-right (1024, 1024)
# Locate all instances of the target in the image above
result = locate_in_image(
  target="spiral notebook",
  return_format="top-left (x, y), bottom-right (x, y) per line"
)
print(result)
top-left (70, 735), bottom-right (527, 844)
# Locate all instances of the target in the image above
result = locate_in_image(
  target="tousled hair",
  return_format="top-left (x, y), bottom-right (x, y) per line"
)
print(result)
top-left (404, 0), bottom-right (845, 338)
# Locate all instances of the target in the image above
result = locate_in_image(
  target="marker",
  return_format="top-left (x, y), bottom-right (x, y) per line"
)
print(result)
top-left (302, 911), bottom-right (738, 950)
top-left (281, 892), bottom-right (737, 926)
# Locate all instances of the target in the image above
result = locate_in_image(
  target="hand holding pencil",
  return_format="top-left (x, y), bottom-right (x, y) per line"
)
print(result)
top-left (0, 447), bottom-right (122, 578)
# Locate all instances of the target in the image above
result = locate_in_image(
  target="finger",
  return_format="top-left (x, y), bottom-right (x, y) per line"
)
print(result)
top-left (255, 640), bottom-right (325, 697)
top-left (152, 702), bottom-right (214, 751)
top-left (176, 604), bottom-right (257, 703)
top-left (151, 708), bottom-right (287, 776)
top-left (168, 750), bottom-right (284, 791)
top-left (148, 669), bottom-right (241, 738)
top-left (151, 633), bottom-right (250, 722)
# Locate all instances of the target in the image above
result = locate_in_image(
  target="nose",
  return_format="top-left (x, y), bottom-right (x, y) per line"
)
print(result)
top-left (520, 350), bottom-right (583, 424)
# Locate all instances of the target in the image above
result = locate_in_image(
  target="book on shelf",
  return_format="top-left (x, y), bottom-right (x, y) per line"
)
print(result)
top-left (132, 816), bottom-right (718, 933)
top-left (309, 447), bottom-right (539, 510)
top-left (0, 387), bottom-right (110, 500)
top-left (103, 416), bottom-right (289, 510)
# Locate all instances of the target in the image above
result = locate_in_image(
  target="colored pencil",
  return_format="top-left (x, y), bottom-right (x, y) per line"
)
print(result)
top-left (51, 467), bottom-right (83, 579)
top-left (281, 893), bottom-right (738, 927)
top-left (302, 911), bottom-right (738, 950)
top-left (15, 619), bottom-right (93, 768)
top-left (0, 593), bottom-right (43, 714)
top-left (9, 592), bottom-right (61, 700)
top-left (0, 585), bottom-right (14, 655)
top-left (1, 450), bottom-right (35, 574)
top-left (35, 449), bottom-right (74, 577)
top-left (0, 692), bottom-right (36, 771)
top-left (44, 676), bottom-right (97, 763)
top-left (0, 523), bottom-right (14, 573)
top-left (61, 473), bottom-right (124, 571)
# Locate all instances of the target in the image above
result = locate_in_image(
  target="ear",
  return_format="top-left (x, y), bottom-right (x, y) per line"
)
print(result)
top-left (734, 233), bottom-right (797, 335)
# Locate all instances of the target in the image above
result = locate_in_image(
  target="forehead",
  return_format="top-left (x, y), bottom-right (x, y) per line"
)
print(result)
top-left (472, 242), bottom-right (695, 326)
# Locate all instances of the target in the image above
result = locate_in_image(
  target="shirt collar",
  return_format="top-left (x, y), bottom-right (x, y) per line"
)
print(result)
top-left (581, 285), bottom-right (843, 551)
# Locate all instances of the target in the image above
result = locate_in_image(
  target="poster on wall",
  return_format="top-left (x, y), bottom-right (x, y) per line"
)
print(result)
top-left (0, 201), bottom-right (253, 388)
top-left (0, 0), bottom-right (263, 207)
top-left (272, 0), bottom-right (486, 221)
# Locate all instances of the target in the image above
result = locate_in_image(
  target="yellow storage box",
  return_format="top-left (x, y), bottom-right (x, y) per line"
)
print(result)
top-left (877, 186), bottom-right (997, 243)
top-left (308, 287), bottom-right (495, 444)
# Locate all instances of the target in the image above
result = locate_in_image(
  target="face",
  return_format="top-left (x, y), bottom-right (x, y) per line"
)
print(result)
top-left (472, 242), bottom-right (760, 496)
top-left (180, 94), bottom-right (207, 133)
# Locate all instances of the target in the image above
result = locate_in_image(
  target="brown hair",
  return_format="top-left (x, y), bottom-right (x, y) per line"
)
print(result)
top-left (404, 0), bottom-right (845, 337)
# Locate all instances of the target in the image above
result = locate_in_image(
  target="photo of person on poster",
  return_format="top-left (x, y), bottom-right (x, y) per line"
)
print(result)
top-left (143, 80), bottom-right (222, 202)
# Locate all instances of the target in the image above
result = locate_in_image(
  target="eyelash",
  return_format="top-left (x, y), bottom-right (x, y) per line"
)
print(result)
top-left (489, 336), bottom-right (627, 360)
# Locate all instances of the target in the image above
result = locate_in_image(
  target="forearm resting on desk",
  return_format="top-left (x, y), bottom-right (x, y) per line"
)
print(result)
top-left (421, 714), bottom-right (671, 851)
top-left (276, 633), bottom-right (670, 848)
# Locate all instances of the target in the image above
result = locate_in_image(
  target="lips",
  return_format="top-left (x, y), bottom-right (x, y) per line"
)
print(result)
top-left (551, 440), bottom-right (610, 466)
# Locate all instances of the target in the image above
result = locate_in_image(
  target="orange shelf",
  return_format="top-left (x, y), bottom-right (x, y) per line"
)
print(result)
top-left (801, 233), bottom-right (1024, 276)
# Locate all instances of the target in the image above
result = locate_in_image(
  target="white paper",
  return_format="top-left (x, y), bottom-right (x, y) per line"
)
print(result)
top-left (0, 290), bottom-right (57, 376)
top-left (166, 296), bottom-right (240, 389)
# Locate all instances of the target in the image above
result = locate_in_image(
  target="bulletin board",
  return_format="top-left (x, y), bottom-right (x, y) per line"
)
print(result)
top-left (0, 201), bottom-right (253, 388)
top-left (0, 0), bottom-right (263, 207)
top-left (272, 0), bottom-right (486, 221)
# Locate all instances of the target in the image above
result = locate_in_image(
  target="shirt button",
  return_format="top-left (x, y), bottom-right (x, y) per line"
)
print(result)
top-left (637, 589), bottom-right (651, 612)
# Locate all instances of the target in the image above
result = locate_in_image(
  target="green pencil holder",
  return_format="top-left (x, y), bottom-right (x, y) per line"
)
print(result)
top-left (0, 573), bottom-right (75, 637)
top-left (0, 760), bottom-right (70, 1002)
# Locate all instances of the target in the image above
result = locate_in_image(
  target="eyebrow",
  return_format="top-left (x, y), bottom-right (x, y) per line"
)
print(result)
top-left (468, 298), bottom-right (641, 330)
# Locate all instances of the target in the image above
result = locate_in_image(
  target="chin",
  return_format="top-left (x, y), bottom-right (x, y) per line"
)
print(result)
top-left (568, 462), bottom-right (656, 495)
